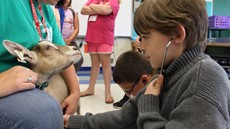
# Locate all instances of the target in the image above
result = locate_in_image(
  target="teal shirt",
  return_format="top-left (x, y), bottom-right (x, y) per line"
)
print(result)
top-left (0, 0), bottom-right (65, 72)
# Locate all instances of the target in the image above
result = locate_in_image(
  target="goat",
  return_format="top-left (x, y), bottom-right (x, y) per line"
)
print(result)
top-left (3, 40), bottom-right (82, 113)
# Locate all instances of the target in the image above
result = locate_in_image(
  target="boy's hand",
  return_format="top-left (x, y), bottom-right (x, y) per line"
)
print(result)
top-left (63, 115), bottom-right (70, 128)
top-left (144, 74), bottom-right (164, 96)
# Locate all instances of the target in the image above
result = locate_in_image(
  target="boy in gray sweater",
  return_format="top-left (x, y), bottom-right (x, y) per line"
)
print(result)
top-left (64, 0), bottom-right (230, 128)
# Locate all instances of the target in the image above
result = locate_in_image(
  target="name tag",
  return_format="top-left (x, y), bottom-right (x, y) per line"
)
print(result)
top-left (45, 27), bottom-right (53, 42)
top-left (89, 15), bottom-right (97, 21)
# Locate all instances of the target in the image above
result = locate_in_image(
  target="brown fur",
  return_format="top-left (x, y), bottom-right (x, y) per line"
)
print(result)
top-left (3, 40), bottom-right (82, 114)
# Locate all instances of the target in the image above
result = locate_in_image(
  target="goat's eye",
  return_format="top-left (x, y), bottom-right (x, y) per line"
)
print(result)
top-left (46, 45), bottom-right (52, 51)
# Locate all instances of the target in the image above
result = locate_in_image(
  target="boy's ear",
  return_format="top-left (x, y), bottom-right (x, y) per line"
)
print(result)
top-left (172, 25), bottom-right (186, 44)
top-left (140, 75), bottom-right (149, 85)
top-left (142, 79), bottom-right (147, 84)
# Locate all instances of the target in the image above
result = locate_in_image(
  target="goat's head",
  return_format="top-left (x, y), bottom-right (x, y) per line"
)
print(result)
top-left (3, 40), bottom-right (81, 80)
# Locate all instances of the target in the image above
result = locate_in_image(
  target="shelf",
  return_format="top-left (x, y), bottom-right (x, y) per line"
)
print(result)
top-left (208, 27), bottom-right (230, 38)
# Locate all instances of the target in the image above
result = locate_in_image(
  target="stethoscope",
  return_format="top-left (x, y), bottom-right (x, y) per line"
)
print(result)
top-left (145, 38), bottom-right (173, 86)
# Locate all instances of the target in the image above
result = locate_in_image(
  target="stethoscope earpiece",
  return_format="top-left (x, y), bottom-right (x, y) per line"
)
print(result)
top-left (159, 39), bottom-right (172, 74)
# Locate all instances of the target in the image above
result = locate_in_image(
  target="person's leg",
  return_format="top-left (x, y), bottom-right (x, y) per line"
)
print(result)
top-left (99, 53), bottom-right (114, 103)
top-left (0, 89), bottom-right (63, 129)
top-left (80, 53), bottom-right (100, 96)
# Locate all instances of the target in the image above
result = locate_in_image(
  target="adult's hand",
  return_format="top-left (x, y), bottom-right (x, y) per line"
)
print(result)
top-left (135, 36), bottom-right (141, 46)
top-left (61, 93), bottom-right (79, 115)
top-left (0, 66), bottom-right (38, 97)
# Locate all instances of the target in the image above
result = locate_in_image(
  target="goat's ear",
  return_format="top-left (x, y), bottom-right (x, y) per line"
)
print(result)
top-left (3, 40), bottom-right (38, 65)
top-left (3, 40), bottom-right (25, 56)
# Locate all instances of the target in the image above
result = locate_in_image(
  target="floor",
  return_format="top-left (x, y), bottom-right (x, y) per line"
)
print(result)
top-left (78, 69), bottom-right (124, 115)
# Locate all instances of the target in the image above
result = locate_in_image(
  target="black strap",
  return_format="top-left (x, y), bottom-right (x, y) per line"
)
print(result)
top-left (36, 82), bottom-right (49, 90)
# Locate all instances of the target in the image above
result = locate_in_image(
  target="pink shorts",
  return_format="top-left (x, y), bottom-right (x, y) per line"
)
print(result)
top-left (87, 43), bottom-right (113, 54)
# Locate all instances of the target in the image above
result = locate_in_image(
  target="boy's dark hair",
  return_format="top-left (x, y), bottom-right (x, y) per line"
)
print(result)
top-left (113, 50), bottom-right (155, 84)
top-left (134, 0), bottom-right (208, 50)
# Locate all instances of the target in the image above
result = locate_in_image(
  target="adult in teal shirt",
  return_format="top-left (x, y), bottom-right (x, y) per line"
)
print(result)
top-left (0, 0), bottom-right (80, 128)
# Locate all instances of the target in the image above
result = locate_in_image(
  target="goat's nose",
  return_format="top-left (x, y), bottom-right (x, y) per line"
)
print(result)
top-left (73, 46), bottom-right (78, 50)
top-left (76, 50), bottom-right (81, 54)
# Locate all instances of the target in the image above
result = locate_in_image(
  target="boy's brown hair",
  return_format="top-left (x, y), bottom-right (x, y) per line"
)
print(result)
top-left (134, 0), bottom-right (208, 50)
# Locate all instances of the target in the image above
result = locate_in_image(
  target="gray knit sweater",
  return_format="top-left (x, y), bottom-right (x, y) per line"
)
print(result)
top-left (67, 45), bottom-right (230, 129)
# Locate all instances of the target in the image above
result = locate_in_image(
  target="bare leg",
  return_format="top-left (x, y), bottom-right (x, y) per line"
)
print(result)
top-left (99, 54), bottom-right (114, 103)
top-left (80, 54), bottom-right (100, 96)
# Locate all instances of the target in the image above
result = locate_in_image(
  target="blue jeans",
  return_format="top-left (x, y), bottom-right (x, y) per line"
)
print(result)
top-left (0, 89), bottom-right (63, 129)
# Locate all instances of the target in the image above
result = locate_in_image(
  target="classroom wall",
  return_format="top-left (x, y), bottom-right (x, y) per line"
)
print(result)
top-left (213, 0), bottom-right (230, 16)
top-left (72, 0), bottom-right (133, 67)
top-left (72, 0), bottom-right (132, 37)
top-left (212, 0), bottom-right (230, 37)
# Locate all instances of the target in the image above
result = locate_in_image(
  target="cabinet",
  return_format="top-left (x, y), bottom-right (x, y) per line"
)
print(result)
top-left (205, 42), bottom-right (230, 79)
top-left (208, 27), bottom-right (230, 38)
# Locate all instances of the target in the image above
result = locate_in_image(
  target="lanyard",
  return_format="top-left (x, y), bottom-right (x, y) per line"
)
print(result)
top-left (30, 0), bottom-right (47, 40)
